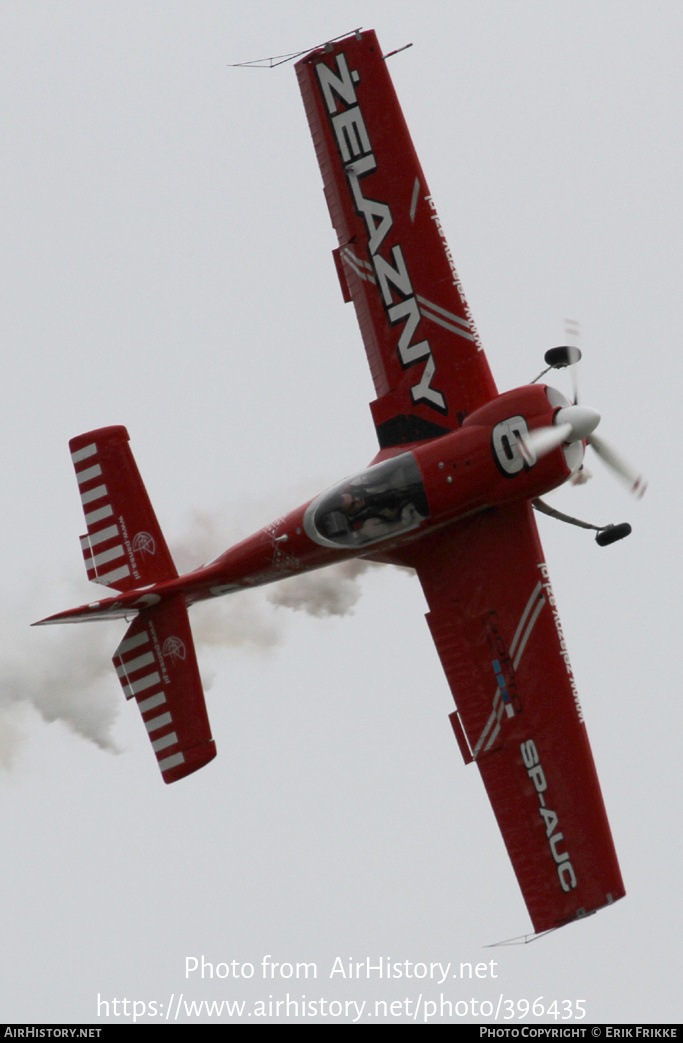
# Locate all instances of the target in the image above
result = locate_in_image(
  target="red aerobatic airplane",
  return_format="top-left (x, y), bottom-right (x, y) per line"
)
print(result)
top-left (38, 30), bottom-right (645, 937)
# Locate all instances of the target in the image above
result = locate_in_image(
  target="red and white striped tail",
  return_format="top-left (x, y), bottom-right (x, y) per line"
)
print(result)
top-left (70, 427), bottom-right (177, 592)
top-left (45, 428), bottom-right (216, 783)
top-left (113, 598), bottom-right (216, 783)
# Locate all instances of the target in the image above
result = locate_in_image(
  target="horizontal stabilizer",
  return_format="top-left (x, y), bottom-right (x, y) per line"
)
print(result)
top-left (70, 426), bottom-right (177, 592)
top-left (112, 597), bottom-right (216, 783)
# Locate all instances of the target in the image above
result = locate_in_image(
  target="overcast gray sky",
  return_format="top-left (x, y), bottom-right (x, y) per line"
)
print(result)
top-left (1, 0), bottom-right (680, 1024)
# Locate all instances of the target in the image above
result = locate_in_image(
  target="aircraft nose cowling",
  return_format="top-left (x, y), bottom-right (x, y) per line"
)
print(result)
top-left (555, 405), bottom-right (601, 442)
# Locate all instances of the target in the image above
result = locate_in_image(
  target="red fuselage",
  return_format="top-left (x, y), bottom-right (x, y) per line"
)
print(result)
top-left (51, 384), bottom-right (577, 624)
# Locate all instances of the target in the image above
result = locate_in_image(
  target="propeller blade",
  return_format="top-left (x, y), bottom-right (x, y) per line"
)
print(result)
top-left (588, 433), bottom-right (647, 498)
top-left (569, 466), bottom-right (592, 486)
top-left (564, 319), bottom-right (581, 403)
top-left (523, 422), bottom-right (573, 460)
top-left (570, 353), bottom-right (580, 405)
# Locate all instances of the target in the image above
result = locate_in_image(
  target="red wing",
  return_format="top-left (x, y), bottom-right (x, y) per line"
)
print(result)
top-left (394, 503), bottom-right (624, 934)
top-left (296, 31), bottom-right (497, 449)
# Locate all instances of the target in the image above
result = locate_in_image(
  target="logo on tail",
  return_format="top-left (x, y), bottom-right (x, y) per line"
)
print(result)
top-left (133, 531), bottom-right (157, 556)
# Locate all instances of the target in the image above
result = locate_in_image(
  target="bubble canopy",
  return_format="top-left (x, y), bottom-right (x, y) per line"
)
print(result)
top-left (303, 452), bottom-right (430, 550)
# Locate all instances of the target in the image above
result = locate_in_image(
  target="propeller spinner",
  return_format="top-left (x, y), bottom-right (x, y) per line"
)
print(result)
top-left (529, 345), bottom-right (647, 499)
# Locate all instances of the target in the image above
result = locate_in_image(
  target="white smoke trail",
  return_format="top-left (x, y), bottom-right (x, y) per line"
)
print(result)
top-left (0, 704), bottom-right (28, 771)
top-left (1, 599), bottom-right (121, 767)
top-left (7, 508), bottom-right (412, 770)
top-left (267, 558), bottom-right (376, 617)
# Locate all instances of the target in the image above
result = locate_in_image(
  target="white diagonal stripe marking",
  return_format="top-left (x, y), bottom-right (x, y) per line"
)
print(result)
top-left (71, 443), bottom-right (98, 464)
top-left (158, 752), bottom-right (185, 772)
top-left (77, 463), bottom-right (103, 485)
top-left (471, 583), bottom-right (546, 759)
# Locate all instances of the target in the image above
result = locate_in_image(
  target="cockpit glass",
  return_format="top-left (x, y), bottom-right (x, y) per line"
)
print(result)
top-left (304, 453), bottom-right (429, 549)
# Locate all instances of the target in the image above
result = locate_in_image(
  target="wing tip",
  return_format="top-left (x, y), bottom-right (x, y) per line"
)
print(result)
top-left (160, 740), bottom-right (217, 784)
